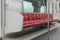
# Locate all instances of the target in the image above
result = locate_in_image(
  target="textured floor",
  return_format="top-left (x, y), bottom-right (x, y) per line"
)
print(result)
top-left (33, 27), bottom-right (60, 40)
top-left (5, 27), bottom-right (60, 40)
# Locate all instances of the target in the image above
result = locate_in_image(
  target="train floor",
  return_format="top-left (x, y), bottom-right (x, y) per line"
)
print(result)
top-left (1, 23), bottom-right (60, 40)
top-left (33, 27), bottom-right (60, 40)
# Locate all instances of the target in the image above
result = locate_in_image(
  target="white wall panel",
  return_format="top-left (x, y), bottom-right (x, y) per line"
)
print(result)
top-left (5, 0), bottom-right (23, 34)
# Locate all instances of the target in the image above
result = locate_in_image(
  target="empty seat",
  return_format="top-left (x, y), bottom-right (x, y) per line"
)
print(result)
top-left (22, 13), bottom-right (57, 29)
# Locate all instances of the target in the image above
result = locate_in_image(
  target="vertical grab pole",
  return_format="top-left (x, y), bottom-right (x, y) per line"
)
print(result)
top-left (47, 0), bottom-right (50, 40)
top-left (1, 0), bottom-right (6, 40)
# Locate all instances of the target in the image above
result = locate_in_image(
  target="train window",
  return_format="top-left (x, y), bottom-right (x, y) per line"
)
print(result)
top-left (23, 1), bottom-right (33, 12)
top-left (23, 0), bottom-right (46, 13)
top-left (40, 5), bottom-right (46, 13)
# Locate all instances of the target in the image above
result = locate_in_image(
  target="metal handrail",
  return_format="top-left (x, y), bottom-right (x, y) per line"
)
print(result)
top-left (47, 0), bottom-right (50, 40)
top-left (1, 0), bottom-right (6, 40)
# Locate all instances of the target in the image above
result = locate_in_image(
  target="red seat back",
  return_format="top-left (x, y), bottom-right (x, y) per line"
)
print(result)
top-left (28, 14), bottom-right (34, 21)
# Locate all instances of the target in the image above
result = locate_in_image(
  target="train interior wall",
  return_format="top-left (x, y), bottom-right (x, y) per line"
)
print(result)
top-left (0, 1), bottom-right (60, 40)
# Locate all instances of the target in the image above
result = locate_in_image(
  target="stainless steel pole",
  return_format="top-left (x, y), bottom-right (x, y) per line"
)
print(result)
top-left (47, 0), bottom-right (50, 40)
top-left (1, 0), bottom-right (6, 40)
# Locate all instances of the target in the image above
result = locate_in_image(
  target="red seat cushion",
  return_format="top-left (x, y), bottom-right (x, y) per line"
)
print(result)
top-left (22, 13), bottom-right (53, 28)
top-left (28, 14), bottom-right (34, 20)
top-left (23, 19), bottom-right (44, 28)
top-left (44, 14), bottom-right (53, 23)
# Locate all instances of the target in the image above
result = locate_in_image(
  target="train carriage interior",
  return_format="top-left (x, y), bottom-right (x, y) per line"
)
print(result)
top-left (0, 0), bottom-right (60, 40)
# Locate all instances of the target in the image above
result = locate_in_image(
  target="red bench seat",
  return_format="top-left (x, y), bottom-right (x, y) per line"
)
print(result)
top-left (22, 13), bottom-right (57, 28)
